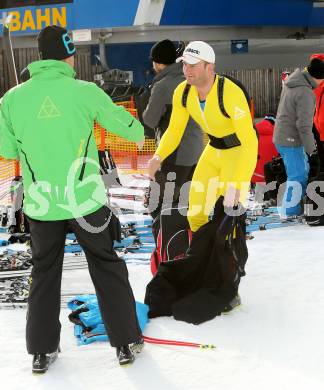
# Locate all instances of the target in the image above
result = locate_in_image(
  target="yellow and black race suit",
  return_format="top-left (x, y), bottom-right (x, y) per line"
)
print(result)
top-left (155, 75), bottom-right (258, 231)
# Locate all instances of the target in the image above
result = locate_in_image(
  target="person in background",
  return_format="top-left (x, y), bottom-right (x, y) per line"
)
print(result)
top-left (142, 39), bottom-right (204, 220)
top-left (281, 70), bottom-right (291, 86)
top-left (252, 114), bottom-right (278, 184)
top-left (0, 25), bottom-right (145, 372)
top-left (273, 56), bottom-right (324, 217)
top-left (252, 114), bottom-right (279, 204)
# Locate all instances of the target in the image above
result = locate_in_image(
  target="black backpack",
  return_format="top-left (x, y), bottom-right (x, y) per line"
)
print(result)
top-left (181, 74), bottom-right (253, 118)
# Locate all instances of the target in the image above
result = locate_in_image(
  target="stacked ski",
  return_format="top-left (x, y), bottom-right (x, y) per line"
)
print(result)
top-left (246, 206), bottom-right (305, 232)
top-left (0, 275), bottom-right (30, 307)
top-left (0, 249), bottom-right (32, 272)
top-left (108, 175), bottom-right (149, 214)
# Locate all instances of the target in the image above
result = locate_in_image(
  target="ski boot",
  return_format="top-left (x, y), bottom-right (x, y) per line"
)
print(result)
top-left (116, 337), bottom-right (144, 366)
top-left (222, 294), bottom-right (241, 314)
top-left (116, 345), bottom-right (135, 366)
top-left (32, 348), bottom-right (60, 374)
top-left (131, 337), bottom-right (144, 354)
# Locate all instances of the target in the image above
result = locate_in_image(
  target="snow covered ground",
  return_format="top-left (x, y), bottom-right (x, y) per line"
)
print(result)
top-left (1, 222), bottom-right (324, 390)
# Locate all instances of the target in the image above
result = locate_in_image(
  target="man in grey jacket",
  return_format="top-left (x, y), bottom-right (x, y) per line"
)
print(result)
top-left (273, 58), bottom-right (324, 217)
top-left (142, 39), bottom-right (204, 219)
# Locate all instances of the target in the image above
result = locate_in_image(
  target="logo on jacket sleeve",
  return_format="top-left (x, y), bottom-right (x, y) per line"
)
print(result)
top-left (234, 106), bottom-right (246, 120)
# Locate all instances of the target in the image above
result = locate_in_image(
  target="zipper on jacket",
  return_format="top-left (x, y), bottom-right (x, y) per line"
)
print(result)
top-left (17, 140), bottom-right (36, 183)
top-left (78, 131), bottom-right (92, 181)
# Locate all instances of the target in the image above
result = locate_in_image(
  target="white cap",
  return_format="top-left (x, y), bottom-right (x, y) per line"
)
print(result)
top-left (176, 41), bottom-right (215, 65)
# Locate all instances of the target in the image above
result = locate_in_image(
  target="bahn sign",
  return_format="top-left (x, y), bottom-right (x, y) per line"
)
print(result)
top-left (1, 5), bottom-right (67, 33)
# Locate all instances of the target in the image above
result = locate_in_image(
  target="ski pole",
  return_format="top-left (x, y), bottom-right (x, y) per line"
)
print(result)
top-left (143, 335), bottom-right (216, 349)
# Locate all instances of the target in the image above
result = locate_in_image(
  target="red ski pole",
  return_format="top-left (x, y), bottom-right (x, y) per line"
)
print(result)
top-left (143, 335), bottom-right (216, 349)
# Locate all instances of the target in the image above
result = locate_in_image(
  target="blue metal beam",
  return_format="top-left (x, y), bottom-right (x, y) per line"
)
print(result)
top-left (160, 0), bottom-right (324, 27)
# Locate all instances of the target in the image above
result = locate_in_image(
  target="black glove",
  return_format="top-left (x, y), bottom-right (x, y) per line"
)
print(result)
top-left (308, 150), bottom-right (320, 179)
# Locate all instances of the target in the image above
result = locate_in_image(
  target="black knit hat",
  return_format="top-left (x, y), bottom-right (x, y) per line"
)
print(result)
top-left (37, 25), bottom-right (76, 60)
top-left (308, 58), bottom-right (324, 79)
top-left (150, 40), bottom-right (176, 65)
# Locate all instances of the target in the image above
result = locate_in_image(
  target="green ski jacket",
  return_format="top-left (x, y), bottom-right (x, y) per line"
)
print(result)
top-left (0, 60), bottom-right (144, 221)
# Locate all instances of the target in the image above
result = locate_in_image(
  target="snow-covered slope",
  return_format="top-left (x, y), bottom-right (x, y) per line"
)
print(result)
top-left (1, 223), bottom-right (324, 390)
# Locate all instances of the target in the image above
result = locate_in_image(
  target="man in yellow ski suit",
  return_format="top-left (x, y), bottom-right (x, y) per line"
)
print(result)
top-left (148, 41), bottom-right (258, 232)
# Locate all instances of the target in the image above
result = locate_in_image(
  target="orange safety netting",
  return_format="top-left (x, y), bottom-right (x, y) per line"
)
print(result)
top-left (94, 100), bottom-right (156, 172)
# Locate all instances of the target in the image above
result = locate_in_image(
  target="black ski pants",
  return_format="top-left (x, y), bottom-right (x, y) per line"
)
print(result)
top-left (26, 206), bottom-right (141, 354)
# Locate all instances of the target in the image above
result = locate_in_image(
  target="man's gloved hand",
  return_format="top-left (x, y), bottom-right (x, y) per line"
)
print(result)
top-left (308, 150), bottom-right (320, 179)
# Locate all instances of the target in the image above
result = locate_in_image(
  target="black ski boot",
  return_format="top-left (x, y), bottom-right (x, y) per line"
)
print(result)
top-left (116, 345), bottom-right (135, 366)
top-left (222, 294), bottom-right (241, 314)
top-left (32, 349), bottom-right (59, 374)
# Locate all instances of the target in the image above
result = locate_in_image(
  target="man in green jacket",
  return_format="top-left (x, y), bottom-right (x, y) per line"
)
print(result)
top-left (0, 25), bottom-right (145, 371)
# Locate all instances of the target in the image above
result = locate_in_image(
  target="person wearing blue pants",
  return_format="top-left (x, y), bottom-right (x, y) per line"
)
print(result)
top-left (275, 145), bottom-right (309, 216)
top-left (274, 57), bottom-right (324, 217)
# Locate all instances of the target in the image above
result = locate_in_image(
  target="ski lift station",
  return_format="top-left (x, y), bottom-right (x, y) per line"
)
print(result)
top-left (0, 0), bottom-right (324, 114)
top-left (1, 2), bottom-right (324, 389)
